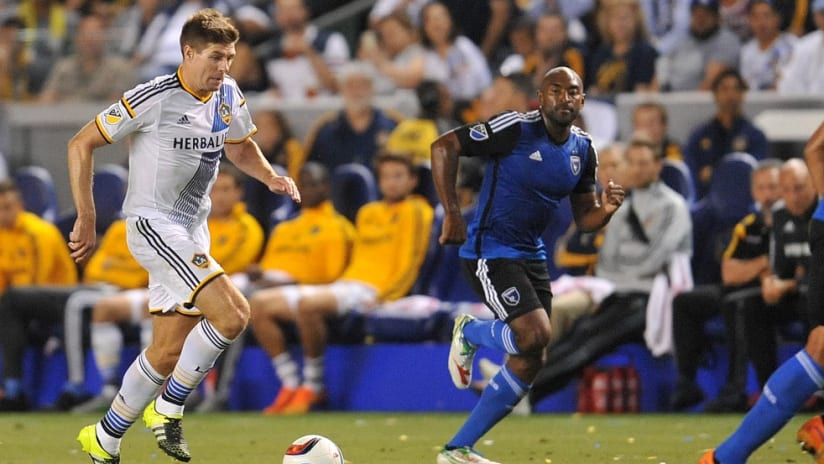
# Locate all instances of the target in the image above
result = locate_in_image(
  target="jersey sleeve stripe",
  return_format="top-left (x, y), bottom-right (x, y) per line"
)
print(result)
top-left (226, 127), bottom-right (257, 144)
top-left (123, 79), bottom-right (180, 108)
top-left (128, 80), bottom-right (181, 110)
top-left (120, 97), bottom-right (135, 118)
top-left (489, 113), bottom-right (522, 133)
top-left (125, 75), bottom-right (177, 104)
top-left (94, 116), bottom-right (114, 144)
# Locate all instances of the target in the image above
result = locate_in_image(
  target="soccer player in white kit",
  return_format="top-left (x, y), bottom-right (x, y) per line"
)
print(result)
top-left (67, 9), bottom-right (300, 464)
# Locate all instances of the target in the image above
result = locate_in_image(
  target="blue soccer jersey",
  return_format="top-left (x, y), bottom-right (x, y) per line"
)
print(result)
top-left (453, 110), bottom-right (598, 260)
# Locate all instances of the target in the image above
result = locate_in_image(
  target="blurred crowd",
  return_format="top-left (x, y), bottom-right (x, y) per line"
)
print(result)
top-left (1, 0), bottom-right (824, 415)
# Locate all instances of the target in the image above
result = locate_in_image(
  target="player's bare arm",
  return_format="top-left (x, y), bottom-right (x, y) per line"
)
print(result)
top-left (224, 137), bottom-right (301, 203)
top-left (431, 131), bottom-right (466, 245)
top-left (804, 121), bottom-right (824, 197)
top-left (570, 179), bottom-right (625, 232)
top-left (66, 120), bottom-right (109, 262)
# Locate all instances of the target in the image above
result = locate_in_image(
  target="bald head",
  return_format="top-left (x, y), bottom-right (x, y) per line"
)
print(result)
top-left (540, 66), bottom-right (583, 91)
top-left (536, 66), bottom-right (585, 131)
top-left (779, 158), bottom-right (816, 217)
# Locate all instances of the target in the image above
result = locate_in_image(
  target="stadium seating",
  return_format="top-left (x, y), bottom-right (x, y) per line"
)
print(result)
top-left (14, 165), bottom-right (58, 222)
top-left (661, 158), bottom-right (695, 205)
top-left (690, 152), bottom-right (757, 285)
top-left (331, 163), bottom-right (378, 223)
top-left (54, 163), bottom-right (129, 239)
top-left (92, 164), bottom-right (128, 232)
top-left (244, 163), bottom-right (299, 233)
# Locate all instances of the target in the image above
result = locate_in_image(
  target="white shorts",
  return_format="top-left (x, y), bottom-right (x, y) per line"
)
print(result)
top-left (126, 216), bottom-right (224, 316)
top-left (281, 280), bottom-right (378, 315)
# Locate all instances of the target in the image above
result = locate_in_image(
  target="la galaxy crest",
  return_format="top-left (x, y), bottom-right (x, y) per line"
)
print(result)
top-left (191, 253), bottom-right (210, 269)
top-left (570, 155), bottom-right (581, 175)
top-left (218, 102), bottom-right (232, 125)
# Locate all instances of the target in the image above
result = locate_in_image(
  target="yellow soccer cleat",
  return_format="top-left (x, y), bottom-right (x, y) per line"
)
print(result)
top-left (77, 424), bottom-right (120, 464)
top-left (143, 400), bottom-right (191, 462)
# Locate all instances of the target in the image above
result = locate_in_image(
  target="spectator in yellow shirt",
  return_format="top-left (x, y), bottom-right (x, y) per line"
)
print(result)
top-left (249, 152), bottom-right (434, 415)
top-left (0, 178), bottom-right (77, 295)
top-left (0, 178), bottom-right (137, 411)
top-left (67, 165), bottom-right (265, 413)
top-left (195, 161), bottom-right (357, 412)
top-left (243, 162), bottom-right (356, 289)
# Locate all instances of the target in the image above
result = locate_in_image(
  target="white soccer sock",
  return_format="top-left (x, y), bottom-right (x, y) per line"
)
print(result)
top-left (92, 322), bottom-right (124, 386)
top-left (272, 352), bottom-right (300, 389)
top-left (155, 319), bottom-right (232, 417)
top-left (303, 356), bottom-right (325, 393)
top-left (97, 350), bottom-right (166, 454)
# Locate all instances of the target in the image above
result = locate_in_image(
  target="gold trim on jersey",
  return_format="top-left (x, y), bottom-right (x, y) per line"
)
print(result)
top-left (94, 116), bottom-right (114, 144)
top-left (183, 270), bottom-right (225, 308)
top-left (226, 127), bottom-right (257, 144)
top-left (120, 97), bottom-right (135, 118)
top-left (177, 68), bottom-right (212, 103)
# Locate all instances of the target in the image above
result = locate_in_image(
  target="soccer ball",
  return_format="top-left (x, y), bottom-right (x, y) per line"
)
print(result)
top-left (282, 434), bottom-right (344, 464)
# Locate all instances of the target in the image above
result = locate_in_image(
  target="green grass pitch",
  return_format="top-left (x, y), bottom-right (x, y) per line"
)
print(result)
top-left (0, 412), bottom-right (812, 463)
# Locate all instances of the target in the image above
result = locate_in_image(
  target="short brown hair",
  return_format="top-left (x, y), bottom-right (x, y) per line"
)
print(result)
top-left (180, 9), bottom-right (239, 53)
top-left (218, 163), bottom-right (246, 187)
top-left (376, 151), bottom-right (416, 176)
top-left (627, 136), bottom-right (661, 159)
top-left (0, 178), bottom-right (19, 195)
top-left (633, 101), bottom-right (668, 126)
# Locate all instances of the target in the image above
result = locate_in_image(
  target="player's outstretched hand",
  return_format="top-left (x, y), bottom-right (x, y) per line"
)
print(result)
top-left (439, 210), bottom-right (467, 245)
top-left (602, 179), bottom-right (625, 214)
top-left (68, 215), bottom-right (96, 263)
top-left (269, 175), bottom-right (301, 203)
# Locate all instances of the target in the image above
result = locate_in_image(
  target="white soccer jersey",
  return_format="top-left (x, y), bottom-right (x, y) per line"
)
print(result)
top-left (95, 70), bottom-right (256, 230)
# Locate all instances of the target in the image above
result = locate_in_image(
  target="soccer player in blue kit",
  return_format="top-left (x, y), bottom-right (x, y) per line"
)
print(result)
top-left (699, 121), bottom-right (824, 464)
top-left (430, 66), bottom-right (625, 464)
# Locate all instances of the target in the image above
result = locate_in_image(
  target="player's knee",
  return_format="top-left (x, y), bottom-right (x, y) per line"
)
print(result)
top-left (145, 345), bottom-right (180, 375)
top-left (223, 301), bottom-right (250, 338)
top-left (516, 323), bottom-right (551, 354)
top-left (806, 326), bottom-right (824, 366)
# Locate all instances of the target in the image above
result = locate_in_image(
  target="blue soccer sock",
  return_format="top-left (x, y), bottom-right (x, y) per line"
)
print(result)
top-left (463, 320), bottom-right (520, 355)
top-left (715, 350), bottom-right (824, 464)
top-left (447, 365), bottom-right (529, 448)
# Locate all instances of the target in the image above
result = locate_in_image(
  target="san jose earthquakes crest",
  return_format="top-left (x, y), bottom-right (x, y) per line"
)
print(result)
top-left (502, 286), bottom-right (521, 306)
top-left (570, 155), bottom-right (581, 175)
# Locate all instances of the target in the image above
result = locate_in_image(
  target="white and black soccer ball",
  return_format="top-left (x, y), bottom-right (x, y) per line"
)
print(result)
top-left (282, 434), bottom-right (344, 464)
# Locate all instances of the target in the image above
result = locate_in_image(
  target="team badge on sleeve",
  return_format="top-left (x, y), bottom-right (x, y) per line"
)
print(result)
top-left (105, 106), bottom-right (123, 125)
top-left (191, 253), bottom-right (210, 269)
top-left (469, 124), bottom-right (489, 141)
top-left (570, 155), bottom-right (581, 175)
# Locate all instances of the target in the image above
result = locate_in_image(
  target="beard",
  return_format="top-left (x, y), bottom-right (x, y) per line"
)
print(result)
top-left (545, 108), bottom-right (577, 127)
